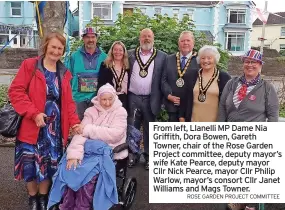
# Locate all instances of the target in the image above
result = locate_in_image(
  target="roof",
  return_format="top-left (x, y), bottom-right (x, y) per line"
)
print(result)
top-left (253, 12), bottom-right (285, 25)
top-left (198, 30), bottom-right (214, 43)
top-left (124, 1), bottom-right (219, 6)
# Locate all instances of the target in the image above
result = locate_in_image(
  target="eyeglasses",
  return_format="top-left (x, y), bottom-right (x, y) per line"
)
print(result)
top-left (244, 60), bottom-right (259, 65)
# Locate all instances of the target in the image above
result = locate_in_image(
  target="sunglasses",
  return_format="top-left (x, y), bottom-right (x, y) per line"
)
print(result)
top-left (44, 115), bottom-right (56, 124)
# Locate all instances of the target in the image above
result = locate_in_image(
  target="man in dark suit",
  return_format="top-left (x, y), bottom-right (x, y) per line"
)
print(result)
top-left (127, 28), bottom-right (167, 170)
top-left (161, 31), bottom-right (199, 122)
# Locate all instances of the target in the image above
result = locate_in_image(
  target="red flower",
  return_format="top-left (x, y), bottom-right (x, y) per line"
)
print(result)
top-left (238, 84), bottom-right (247, 101)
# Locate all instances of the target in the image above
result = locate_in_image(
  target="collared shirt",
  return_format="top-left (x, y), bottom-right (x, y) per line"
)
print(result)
top-left (180, 51), bottom-right (192, 63)
top-left (80, 46), bottom-right (101, 70)
top-left (129, 48), bottom-right (155, 95)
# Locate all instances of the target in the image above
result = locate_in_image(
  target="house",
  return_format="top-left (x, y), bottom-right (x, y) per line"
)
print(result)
top-left (251, 12), bottom-right (285, 52)
top-left (0, 1), bottom-right (38, 48)
top-left (78, 1), bottom-right (255, 55)
top-left (0, 1), bottom-right (76, 49)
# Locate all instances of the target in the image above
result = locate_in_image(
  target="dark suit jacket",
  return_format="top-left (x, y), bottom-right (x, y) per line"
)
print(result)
top-left (161, 53), bottom-right (199, 113)
top-left (128, 48), bottom-right (167, 116)
top-left (179, 69), bottom-right (231, 122)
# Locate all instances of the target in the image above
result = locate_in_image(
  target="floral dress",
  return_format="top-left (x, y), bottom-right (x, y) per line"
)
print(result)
top-left (14, 68), bottom-right (62, 183)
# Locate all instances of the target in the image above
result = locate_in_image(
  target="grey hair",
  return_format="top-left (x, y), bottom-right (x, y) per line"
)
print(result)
top-left (196, 45), bottom-right (220, 64)
top-left (178, 31), bottom-right (195, 42)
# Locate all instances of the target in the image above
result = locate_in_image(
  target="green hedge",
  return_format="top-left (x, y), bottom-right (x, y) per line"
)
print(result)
top-left (0, 85), bottom-right (8, 108)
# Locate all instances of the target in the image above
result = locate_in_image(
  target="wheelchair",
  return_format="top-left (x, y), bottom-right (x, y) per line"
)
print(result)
top-left (49, 141), bottom-right (137, 210)
top-left (112, 142), bottom-right (137, 210)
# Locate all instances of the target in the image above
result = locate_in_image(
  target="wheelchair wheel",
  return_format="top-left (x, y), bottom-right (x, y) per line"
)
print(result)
top-left (122, 177), bottom-right (137, 210)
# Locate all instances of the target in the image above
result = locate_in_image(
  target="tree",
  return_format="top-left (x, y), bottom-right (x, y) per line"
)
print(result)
top-left (36, 1), bottom-right (67, 53)
top-left (68, 9), bottom-right (231, 121)
top-left (70, 9), bottom-right (230, 71)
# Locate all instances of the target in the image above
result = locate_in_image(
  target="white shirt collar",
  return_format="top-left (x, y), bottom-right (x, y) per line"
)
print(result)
top-left (180, 51), bottom-right (192, 60)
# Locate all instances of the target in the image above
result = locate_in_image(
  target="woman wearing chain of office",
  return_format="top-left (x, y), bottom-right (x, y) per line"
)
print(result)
top-left (179, 45), bottom-right (231, 122)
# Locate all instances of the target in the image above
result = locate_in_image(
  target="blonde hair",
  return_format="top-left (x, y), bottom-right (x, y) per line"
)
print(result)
top-left (179, 31), bottom-right (195, 43)
top-left (104, 41), bottom-right (129, 70)
top-left (40, 32), bottom-right (66, 56)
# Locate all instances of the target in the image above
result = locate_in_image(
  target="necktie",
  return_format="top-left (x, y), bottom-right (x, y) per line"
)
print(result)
top-left (181, 56), bottom-right (187, 70)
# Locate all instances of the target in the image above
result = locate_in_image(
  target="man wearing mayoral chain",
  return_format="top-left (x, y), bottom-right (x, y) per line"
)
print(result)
top-left (161, 31), bottom-right (199, 122)
top-left (127, 28), bottom-right (167, 170)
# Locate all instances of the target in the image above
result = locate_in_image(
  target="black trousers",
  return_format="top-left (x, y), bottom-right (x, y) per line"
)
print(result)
top-left (127, 92), bottom-right (155, 156)
top-left (168, 111), bottom-right (179, 122)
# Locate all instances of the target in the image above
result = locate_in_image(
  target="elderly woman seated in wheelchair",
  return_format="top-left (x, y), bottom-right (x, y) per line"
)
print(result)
top-left (47, 84), bottom-right (139, 210)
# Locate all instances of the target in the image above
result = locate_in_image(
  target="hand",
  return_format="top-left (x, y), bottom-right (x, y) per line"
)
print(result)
top-left (34, 113), bottom-right (47, 127)
top-left (66, 159), bottom-right (81, 170)
top-left (174, 97), bottom-right (180, 106)
top-left (179, 117), bottom-right (185, 122)
top-left (168, 94), bottom-right (180, 106)
top-left (72, 124), bottom-right (83, 135)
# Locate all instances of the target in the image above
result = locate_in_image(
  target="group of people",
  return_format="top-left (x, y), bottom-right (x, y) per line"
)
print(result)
top-left (7, 25), bottom-right (279, 210)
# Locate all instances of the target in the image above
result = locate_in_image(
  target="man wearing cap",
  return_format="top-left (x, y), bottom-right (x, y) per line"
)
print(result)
top-left (161, 31), bottom-right (199, 122)
top-left (127, 28), bottom-right (167, 170)
top-left (68, 27), bottom-right (107, 120)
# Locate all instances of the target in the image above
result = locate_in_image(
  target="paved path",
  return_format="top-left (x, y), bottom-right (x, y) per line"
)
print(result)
top-left (1, 147), bottom-right (285, 210)
top-left (0, 147), bottom-right (226, 210)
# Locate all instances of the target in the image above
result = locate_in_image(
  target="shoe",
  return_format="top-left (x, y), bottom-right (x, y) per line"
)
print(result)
top-left (128, 153), bottom-right (139, 168)
top-left (29, 195), bottom-right (38, 210)
top-left (226, 204), bottom-right (246, 210)
top-left (38, 194), bottom-right (47, 210)
top-left (49, 204), bottom-right (59, 210)
top-left (144, 160), bottom-right (149, 170)
top-left (245, 207), bottom-right (255, 210)
top-left (144, 153), bottom-right (149, 170)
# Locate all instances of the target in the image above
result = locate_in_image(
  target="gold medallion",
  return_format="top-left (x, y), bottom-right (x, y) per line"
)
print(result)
top-left (139, 70), bottom-right (148, 78)
top-left (135, 47), bottom-right (157, 78)
top-left (198, 93), bottom-right (206, 102)
top-left (117, 86), bottom-right (122, 92)
top-left (197, 67), bottom-right (218, 103)
top-left (176, 78), bottom-right (185, 87)
top-left (176, 52), bottom-right (196, 86)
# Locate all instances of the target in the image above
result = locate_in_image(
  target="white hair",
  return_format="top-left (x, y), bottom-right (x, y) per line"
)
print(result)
top-left (196, 45), bottom-right (220, 64)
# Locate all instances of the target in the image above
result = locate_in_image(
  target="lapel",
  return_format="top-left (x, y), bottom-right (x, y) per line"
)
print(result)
top-left (129, 50), bottom-right (136, 75)
top-left (185, 53), bottom-right (197, 73)
top-left (151, 50), bottom-right (159, 82)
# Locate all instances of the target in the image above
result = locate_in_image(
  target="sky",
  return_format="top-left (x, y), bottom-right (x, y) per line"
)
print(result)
top-left (255, 1), bottom-right (285, 13)
top-left (69, 1), bottom-right (285, 14)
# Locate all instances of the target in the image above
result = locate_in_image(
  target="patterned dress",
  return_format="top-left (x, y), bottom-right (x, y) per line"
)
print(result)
top-left (14, 68), bottom-right (63, 183)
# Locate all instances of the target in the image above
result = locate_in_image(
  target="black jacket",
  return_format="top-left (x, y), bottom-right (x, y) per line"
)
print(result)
top-left (161, 53), bottom-right (199, 113)
top-left (97, 63), bottom-right (129, 109)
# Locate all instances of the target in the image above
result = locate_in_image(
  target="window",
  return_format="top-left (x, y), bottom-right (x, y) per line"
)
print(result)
top-left (280, 44), bottom-right (285, 50)
top-left (92, 3), bottom-right (112, 20)
top-left (11, 2), bottom-right (22, 16)
top-left (140, 8), bottom-right (146, 14)
top-left (0, 35), bottom-right (9, 45)
top-left (184, 9), bottom-right (194, 20)
top-left (173, 9), bottom-right (179, 18)
top-left (225, 32), bottom-right (245, 51)
top-left (228, 9), bottom-right (246, 24)
top-left (14, 37), bottom-right (17, 45)
top-left (154, 8), bottom-right (161, 15)
top-left (281, 27), bottom-right (285, 36)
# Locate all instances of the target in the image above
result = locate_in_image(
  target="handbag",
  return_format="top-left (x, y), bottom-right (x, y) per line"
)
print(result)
top-left (0, 64), bottom-right (37, 138)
